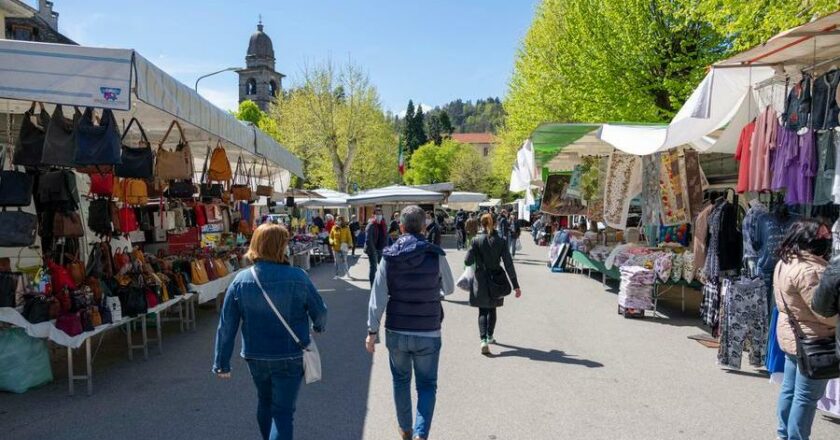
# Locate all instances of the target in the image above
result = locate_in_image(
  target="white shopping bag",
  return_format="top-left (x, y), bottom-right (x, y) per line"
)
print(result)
top-left (515, 239), bottom-right (522, 252)
top-left (456, 265), bottom-right (475, 291)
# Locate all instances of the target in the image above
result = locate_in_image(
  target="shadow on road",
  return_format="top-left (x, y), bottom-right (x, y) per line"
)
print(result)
top-left (490, 342), bottom-right (604, 368)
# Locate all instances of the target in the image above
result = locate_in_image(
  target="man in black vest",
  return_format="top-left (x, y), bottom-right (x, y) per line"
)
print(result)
top-left (366, 205), bottom-right (454, 440)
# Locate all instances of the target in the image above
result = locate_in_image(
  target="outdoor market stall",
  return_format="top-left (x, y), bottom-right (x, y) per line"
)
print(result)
top-left (0, 40), bottom-right (304, 395)
top-left (445, 191), bottom-right (488, 212)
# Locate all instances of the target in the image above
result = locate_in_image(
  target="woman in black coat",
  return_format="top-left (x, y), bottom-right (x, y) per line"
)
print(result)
top-left (465, 213), bottom-right (522, 355)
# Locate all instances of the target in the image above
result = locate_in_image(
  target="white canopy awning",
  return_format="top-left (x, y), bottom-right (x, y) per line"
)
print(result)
top-left (296, 188), bottom-right (350, 208)
top-left (347, 185), bottom-right (445, 206)
top-left (599, 11), bottom-right (840, 156)
top-left (445, 191), bottom-right (488, 211)
top-left (0, 40), bottom-right (303, 180)
top-left (479, 198), bottom-right (501, 208)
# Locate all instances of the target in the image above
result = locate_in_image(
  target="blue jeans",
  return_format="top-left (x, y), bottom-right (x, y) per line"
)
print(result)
top-left (777, 355), bottom-right (829, 440)
top-left (246, 358), bottom-right (304, 440)
top-left (386, 331), bottom-right (442, 439)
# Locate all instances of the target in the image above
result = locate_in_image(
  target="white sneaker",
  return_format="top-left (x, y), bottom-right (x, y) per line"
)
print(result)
top-left (480, 340), bottom-right (490, 355)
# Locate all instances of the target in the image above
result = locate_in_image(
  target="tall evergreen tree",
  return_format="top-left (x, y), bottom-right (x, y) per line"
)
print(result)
top-left (427, 114), bottom-right (443, 146)
top-left (414, 105), bottom-right (428, 148)
top-left (438, 112), bottom-right (454, 138)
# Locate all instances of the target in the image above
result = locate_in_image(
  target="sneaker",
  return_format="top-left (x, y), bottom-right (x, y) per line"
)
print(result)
top-left (480, 340), bottom-right (490, 355)
top-left (486, 336), bottom-right (496, 345)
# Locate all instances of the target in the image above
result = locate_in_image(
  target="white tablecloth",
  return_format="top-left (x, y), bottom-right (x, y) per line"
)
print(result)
top-left (0, 296), bottom-right (185, 349)
top-left (190, 270), bottom-right (242, 304)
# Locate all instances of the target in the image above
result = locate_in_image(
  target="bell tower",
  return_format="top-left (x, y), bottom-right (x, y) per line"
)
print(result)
top-left (238, 17), bottom-right (285, 112)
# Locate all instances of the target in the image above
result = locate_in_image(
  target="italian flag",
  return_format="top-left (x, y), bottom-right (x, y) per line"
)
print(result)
top-left (398, 144), bottom-right (405, 175)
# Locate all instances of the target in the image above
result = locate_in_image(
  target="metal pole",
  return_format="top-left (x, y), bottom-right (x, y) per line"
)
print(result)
top-left (194, 67), bottom-right (241, 93)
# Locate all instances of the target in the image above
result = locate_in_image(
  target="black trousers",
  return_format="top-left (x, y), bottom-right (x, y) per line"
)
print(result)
top-left (478, 307), bottom-right (497, 340)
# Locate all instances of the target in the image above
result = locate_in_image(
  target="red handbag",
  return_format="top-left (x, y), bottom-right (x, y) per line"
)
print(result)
top-left (90, 173), bottom-right (114, 196)
top-left (204, 258), bottom-right (218, 281)
top-left (54, 288), bottom-right (71, 314)
top-left (118, 207), bottom-right (138, 234)
top-left (195, 203), bottom-right (207, 227)
top-left (145, 288), bottom-right (159, 308)
top-left (48, 260), bottom-right (77, 294)
top-left (56, 313), bottom-right (83, 336)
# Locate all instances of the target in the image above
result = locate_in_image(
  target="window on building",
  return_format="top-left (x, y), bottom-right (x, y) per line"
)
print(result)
top-left (12, 26), bottom-right (33, 41)
top-left (483, 147), bottom-right (489, 157)
top-left (269, 80), bottom-right (278, 97)
top-left (246, 78), bottom-right (257, 95)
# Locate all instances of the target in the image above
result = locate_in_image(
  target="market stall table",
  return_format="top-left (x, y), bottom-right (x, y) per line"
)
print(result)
top-left (190, 270), bottom-right (243, 310)
top-left (0, 295), bottom-right (188, 396)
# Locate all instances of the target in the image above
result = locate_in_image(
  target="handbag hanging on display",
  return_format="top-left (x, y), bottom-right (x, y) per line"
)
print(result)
top-left (52, 211), bottom-right (84, 238)
top-left (73, 107), bottom-right (122, 168)
top-left (115, 117), bottom-right (154, 178)
top-left (194, 203), bottom-right (207, 226)
top-left (208, 139), bottom-right (233, 181)
top-left (118, 207), bottom-right (139, 234)
top-left (89, 172), bottom-right (114, 197)
top-left (199, 145), bottom-right (224, 201)
top-left (117, 178), bottom-right (149, 206)
top-left (0, 208), bottom-right (37, 247)
top-left (164, 180), bottom-right (196, 200)
top-left (0, 149), bottom-right (33, 207)
top-left (38, 169), bottom-right (79, 207)
top-left (87, 199), bottom-right (112, 236)
top-left (230, 157), bottom-right (253, 201)
top-left (256, 156), bottom-right (274, 197)
top-left (41, 105), bottom-right (82, 168)
top-left (155, 120), bottom-right (193, 181)
top-left (13, 102), bottom-right (49, 169)
top-left (64, 254), bottom-right (85, 286)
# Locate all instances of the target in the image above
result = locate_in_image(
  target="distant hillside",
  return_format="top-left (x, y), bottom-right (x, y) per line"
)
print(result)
top-left (429, 97), bottom-right (505, 134)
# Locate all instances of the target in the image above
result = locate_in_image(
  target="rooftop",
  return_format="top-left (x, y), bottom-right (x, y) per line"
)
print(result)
top-left (451, 132), bottom-right (497, 144)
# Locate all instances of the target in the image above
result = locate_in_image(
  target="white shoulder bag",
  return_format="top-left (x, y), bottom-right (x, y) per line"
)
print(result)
top-left (250, 267), bottom-right (321, 384)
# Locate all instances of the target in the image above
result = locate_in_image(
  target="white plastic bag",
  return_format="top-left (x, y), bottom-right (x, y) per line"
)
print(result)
top-left (515, 239), bottom-right (522, 252)
top-left (457, 265), bottom-right (475, 291)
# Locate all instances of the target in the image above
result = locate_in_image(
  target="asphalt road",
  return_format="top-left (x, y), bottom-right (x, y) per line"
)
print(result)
top-left (1, 237), bottom-right (838, 439)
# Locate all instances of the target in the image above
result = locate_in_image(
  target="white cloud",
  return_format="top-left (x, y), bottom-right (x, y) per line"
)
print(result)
top-left (396, 103), bottom-right (434, 118)
top-left (198, 88), bottom-right (240, 112)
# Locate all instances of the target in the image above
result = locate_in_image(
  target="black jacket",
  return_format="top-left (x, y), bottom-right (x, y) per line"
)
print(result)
top-left (813, 256), bottom-right (840, 360)
top-left (465, 231), bottom-right (519, 308)
top-left (426, 222), bottom-right (441, 246)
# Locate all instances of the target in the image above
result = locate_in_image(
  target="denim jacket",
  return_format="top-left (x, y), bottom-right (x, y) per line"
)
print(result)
top-left (213, 261), bottom-right (328, 373)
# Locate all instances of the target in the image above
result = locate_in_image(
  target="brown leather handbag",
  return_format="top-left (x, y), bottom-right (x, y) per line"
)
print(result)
top-left (190, 259), bottom-right (209, 285)
top-left (64, 254), bottom-right (86, 286)
top-left (155, 120), bottom-right (194, 181)
top-left (213, 258), bottom-right (229, 277)
top-left (53, 211), bottom-right (84, 238)
top-left (230, 157), bottom-right (253, 201)
top-left (208, 139), bottom-right (233, 181)
top-left (256, 156), bottom-right (274, 197)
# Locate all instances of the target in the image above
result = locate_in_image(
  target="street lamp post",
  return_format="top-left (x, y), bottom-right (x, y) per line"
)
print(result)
top-left (194, 67), bottom-right (241, 94)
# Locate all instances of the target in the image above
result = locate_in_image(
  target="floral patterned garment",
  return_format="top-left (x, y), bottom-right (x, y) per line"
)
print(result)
top-left (587, 157), bottom-right (609, 223)
top-left (640, 153), bottom-right (662, 227)
top-left (566, 165), bottom-right (583, 199)
top-left (604, 152), bottom-right (642, 230)
top-left (659, 149), bottom-right (690, 226)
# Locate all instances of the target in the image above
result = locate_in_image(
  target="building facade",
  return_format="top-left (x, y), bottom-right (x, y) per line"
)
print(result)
top-left (2, 0), bottom-right (74, 44)
top-left (238, 20), bottom-right (285, 112)
top-left (451, 132), bottom-right (497, 159)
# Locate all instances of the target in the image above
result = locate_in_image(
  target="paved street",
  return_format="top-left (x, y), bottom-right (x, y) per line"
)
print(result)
top-left (1, 237), bottom-right (838, 440)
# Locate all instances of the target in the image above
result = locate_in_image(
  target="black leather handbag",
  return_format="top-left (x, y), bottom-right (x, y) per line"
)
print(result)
top-left (23, 295), bottom-right (52, 323)
top-left (198, 146), bottom-right (224, 201)
top-left (780, 294), bottom-right (840, 380)
top-left (74, 107), bottom-right (122, 166)
top-left (88, 199), bottom-right (113, 236)
top-left (0, 208), bottom-right (37, 247)
top-left (13, 102), bottom-right (49, 169)
top-left (0, 168), bottom-right (33, 207)
top-left (115, 117), bottom-right (154, 178)
top-left (165, 181), bottom-right (196, 200)
top-left (41, 104), bottom-right (82, 168)
top-left (38, 169), bottom-right (79, 208)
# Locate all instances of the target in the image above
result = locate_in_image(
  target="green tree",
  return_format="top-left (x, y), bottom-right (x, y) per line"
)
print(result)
top-left (427, 114), bottom-right (443, 146)
top-left (234, 100), bottom-right (267, 125)
top-left (404, 140), bottom-right (459, 185)
top-left (402, 100), bottom-right (417, 150)
top-left (414, 105), bottom-right (428, 148)
top-left (438, 112), bottom-right (454, 138)
top-left (263, 59), bottom-right (397, 192)
top-left (449, 145), bottom-right (491, 192)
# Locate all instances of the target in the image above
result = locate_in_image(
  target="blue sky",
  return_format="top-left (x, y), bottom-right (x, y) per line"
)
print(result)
top-left (49, 0), bottom-right (538, 113)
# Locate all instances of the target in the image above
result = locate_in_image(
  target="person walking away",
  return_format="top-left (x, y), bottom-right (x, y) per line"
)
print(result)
top-left (388, 212), bottom-right (401, 245)
top-left (366, 209), bottom-right (388, 284)
top-left (466, 213), bottom-right (521, 355)
top-left (509, 213), bottom-right (521, 257)
top-left (349, 215), bottom-right (361, 256)
top-left (531, 216), bottom-right (543, 244)
top-left (455, 210), bottom-right (467, 250)
top-left (496, 210), bottom-right (511, 248)
top-left (330, 216), bottom-right (353, 279)
top-left (425, 211), bottom-right (442, 246)
top-left (774, 219), bottom-right (836, 440)
top-left (366, 205), bottom-right (455, 440)
top-left (214, 224), bottom-right (328, 440)
top-left (324, 214), bottom-right (335, 234)
top-left (465, 212), bottom-right (479, 245)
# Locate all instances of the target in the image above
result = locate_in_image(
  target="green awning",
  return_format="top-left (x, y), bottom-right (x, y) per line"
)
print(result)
top-left (530, 123), bottom-right (600, 166)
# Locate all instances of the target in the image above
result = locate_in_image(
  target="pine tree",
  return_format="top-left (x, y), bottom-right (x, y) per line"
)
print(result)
top-left (438, 112), bottom-right (453, 138)
top-left (414, 105), bottom-right (428, 147)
